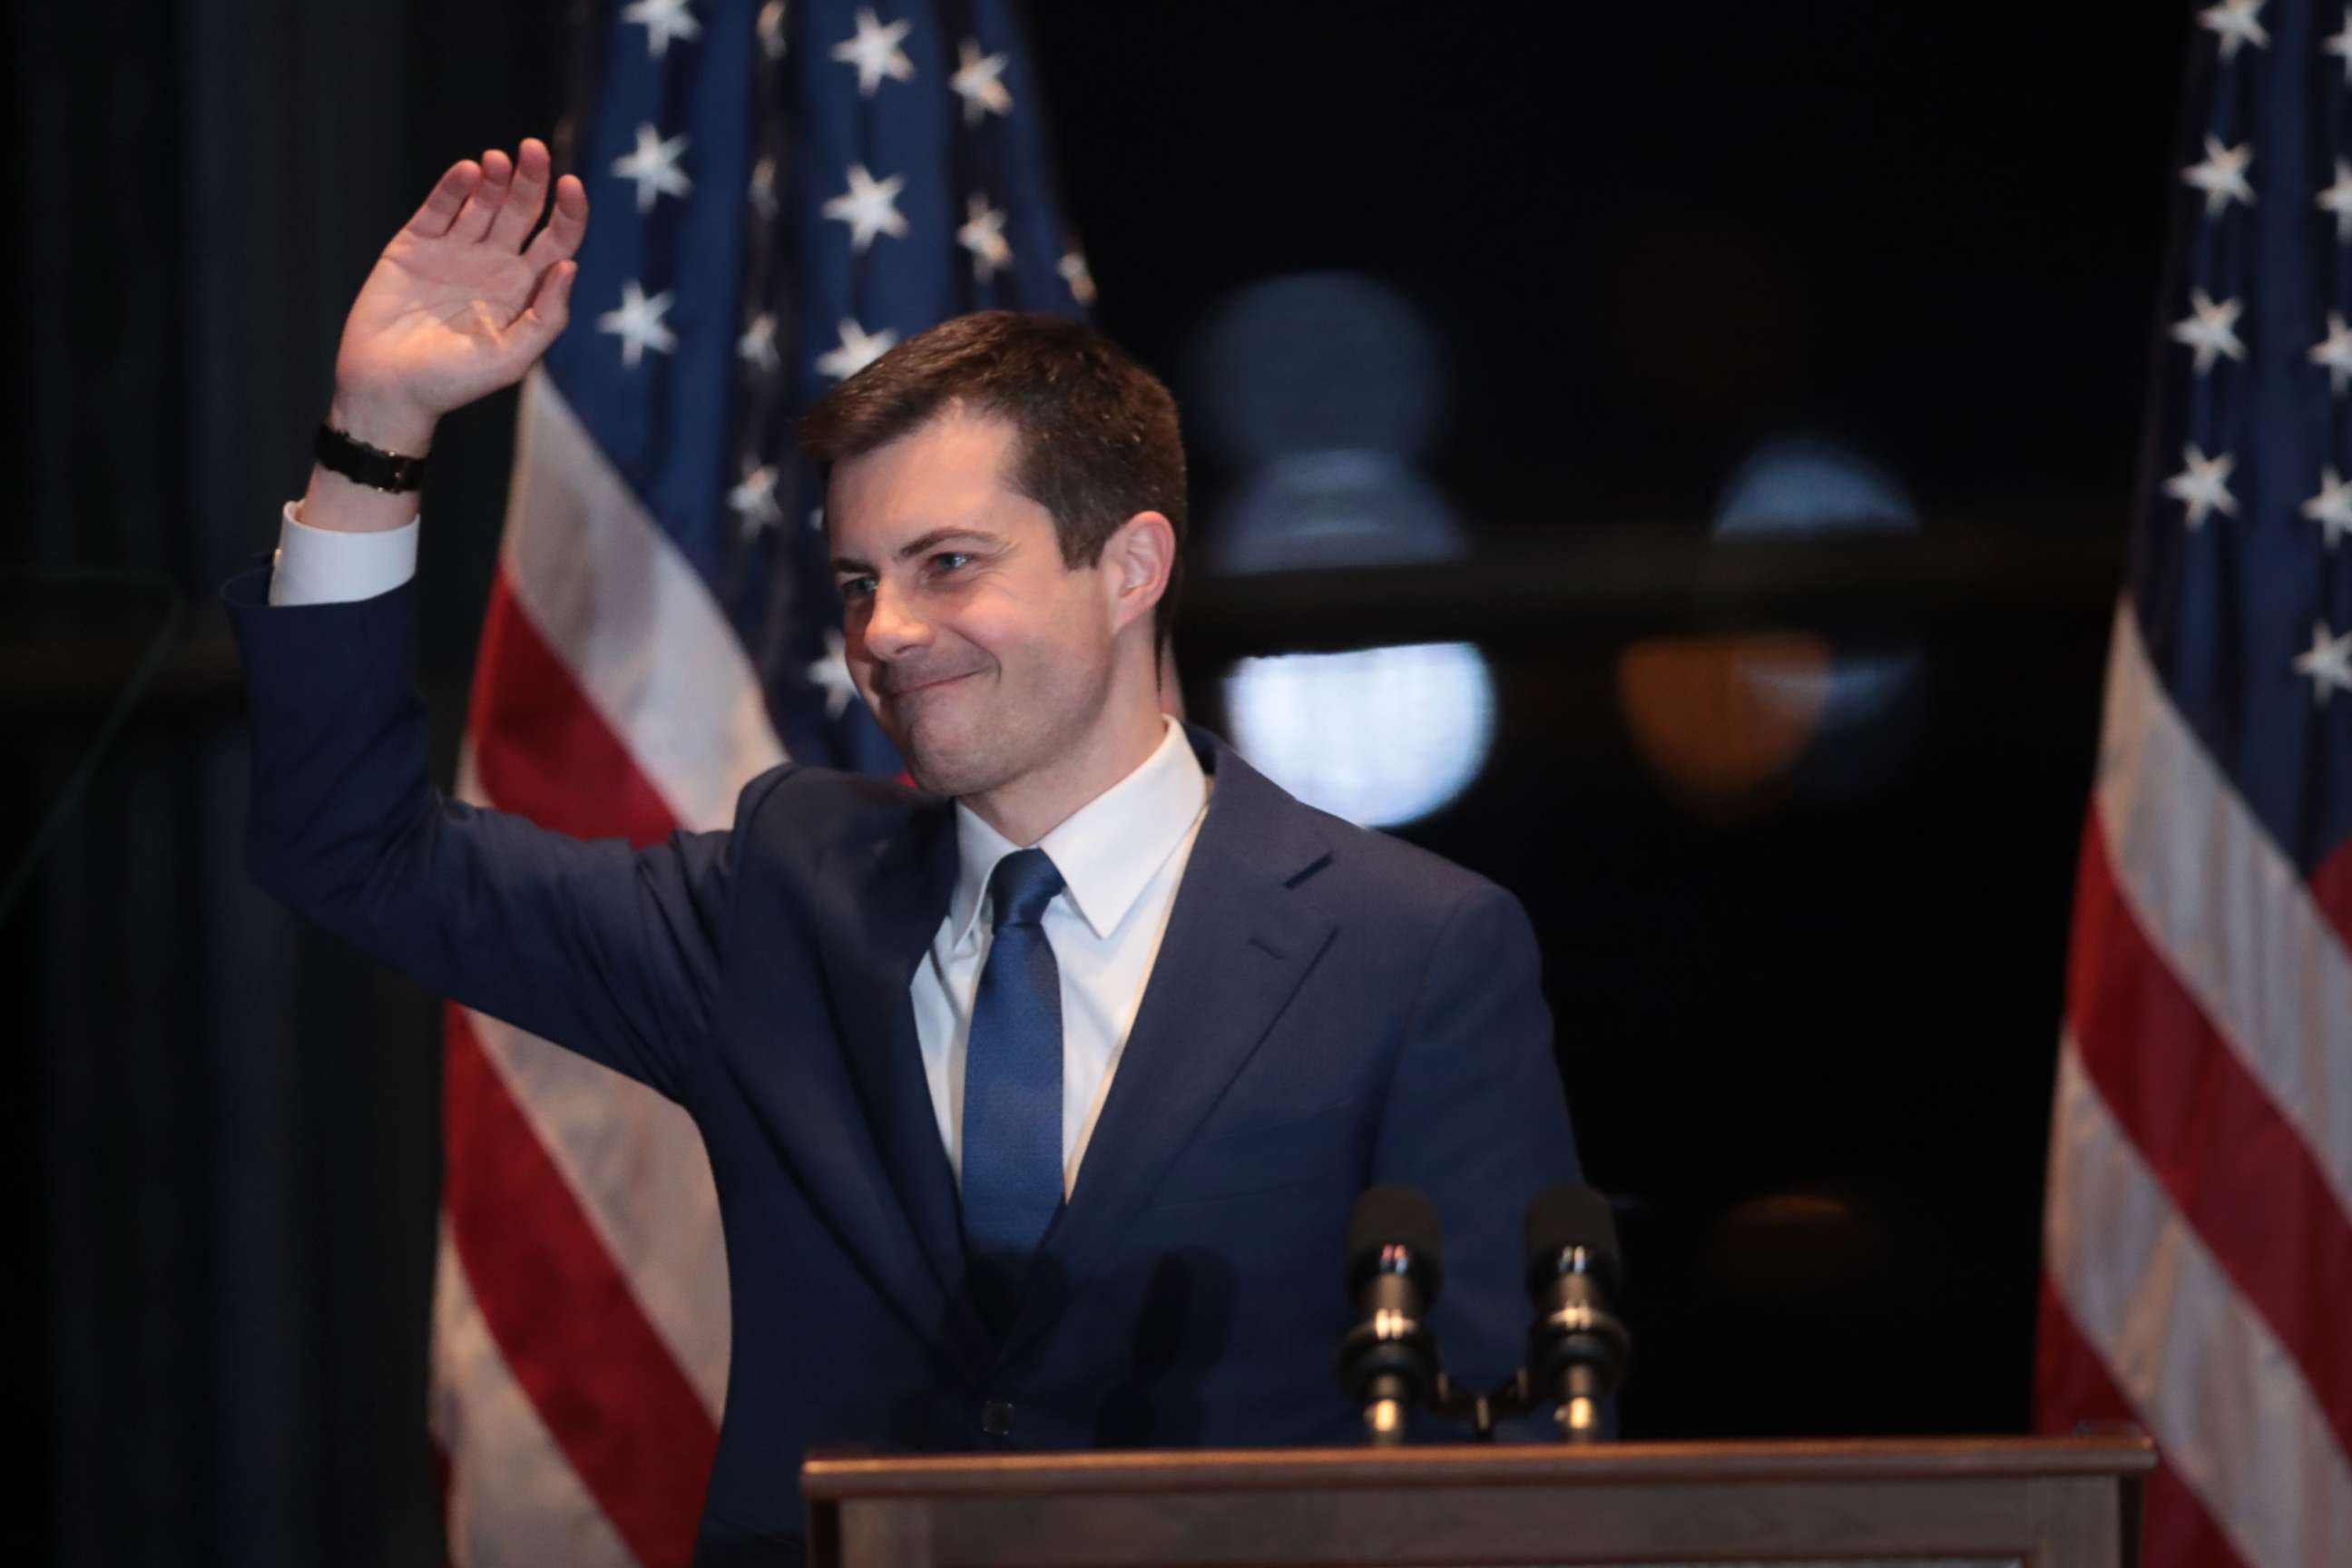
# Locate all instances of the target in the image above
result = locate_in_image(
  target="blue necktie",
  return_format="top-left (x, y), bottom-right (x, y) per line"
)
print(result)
top-left (960, 848), bottom-right (1066, 1332)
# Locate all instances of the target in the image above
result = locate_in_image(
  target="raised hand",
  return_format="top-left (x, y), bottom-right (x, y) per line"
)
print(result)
top-left (328, 139), bottom-right (589, 457)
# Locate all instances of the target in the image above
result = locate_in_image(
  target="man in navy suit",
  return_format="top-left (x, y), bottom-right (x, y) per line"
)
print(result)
top-left (232, 139), bottom-right (1581, 1563)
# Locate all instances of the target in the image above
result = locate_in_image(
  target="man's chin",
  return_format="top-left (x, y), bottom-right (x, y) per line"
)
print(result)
top-left (906, 760), bottom-right (995, 800)
top-left (898, 732), bottom-right (1000, 799)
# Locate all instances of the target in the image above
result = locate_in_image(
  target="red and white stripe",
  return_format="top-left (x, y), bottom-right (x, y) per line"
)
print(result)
top-left (433, 370), bottom-right (784, 1566)
top-left (2039, 600), bottom-right (2352, 1568)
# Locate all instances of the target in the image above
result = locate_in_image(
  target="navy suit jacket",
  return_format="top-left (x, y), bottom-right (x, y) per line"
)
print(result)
top-left (226, 567), bottom-right (1582, 1562)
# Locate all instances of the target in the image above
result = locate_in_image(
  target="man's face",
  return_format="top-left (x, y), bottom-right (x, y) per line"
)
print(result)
top-left (828, 409), bottom-right (1120, 799)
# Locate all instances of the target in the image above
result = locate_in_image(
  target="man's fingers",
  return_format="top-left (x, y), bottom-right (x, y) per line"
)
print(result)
top-left (521, 175), bottom-right (591, 272)
top-left (405, 161), bottom-right (482, 238)
top-left (449, 148), bottom-right (514, 242)
top-left (489, 138), bottom-right (552, 251)
top-left (514, 260), bottom-right (579, 354)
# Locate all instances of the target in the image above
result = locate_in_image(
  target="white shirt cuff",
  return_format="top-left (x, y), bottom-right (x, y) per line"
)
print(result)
top-left (268, 500), bottom-right (420, 606)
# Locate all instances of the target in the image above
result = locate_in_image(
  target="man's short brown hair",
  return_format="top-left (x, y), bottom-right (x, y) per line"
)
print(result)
top-left (800, 311), bottom-right (1187, 643)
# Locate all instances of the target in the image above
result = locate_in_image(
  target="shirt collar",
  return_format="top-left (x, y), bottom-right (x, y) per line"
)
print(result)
top-left (947, 717), bottom-right (1208, 949)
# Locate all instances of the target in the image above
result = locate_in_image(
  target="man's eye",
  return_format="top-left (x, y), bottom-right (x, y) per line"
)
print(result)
top-left (838, 576), bottom-right (875, 601)
top-left (930, 552), bottom-right (972, 573)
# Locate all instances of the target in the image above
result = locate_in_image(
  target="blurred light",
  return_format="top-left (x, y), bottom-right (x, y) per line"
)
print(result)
top-left (1699, 1190), bottom-right (1890, 1304)
top-left (1190, 272), bottom-right (1443, 466)
top-left (1718, 437), bottom-right (1926, 799)
top-left (1192, 273), bottom-right (1494, 826)
top-left (1610, 230), bottom-right (1804, 420)
top-left (1224, 642), bottom-right (1495, 828)
top-left (1615, 632), bottom-right (1834, 807)
top-left (1617, 436), bottom-right (1926, 816)
top-left (1217, 452), bottom-right (1465, 573)
top-left (1714, 436), bottom-right (1917, 541)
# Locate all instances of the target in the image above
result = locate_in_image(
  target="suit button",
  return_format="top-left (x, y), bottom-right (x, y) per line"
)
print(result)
top-left (980, 1400), bottom-right (1015, 1438)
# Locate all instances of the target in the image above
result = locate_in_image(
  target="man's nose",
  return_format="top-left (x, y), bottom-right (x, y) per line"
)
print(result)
top-left (862, 584), bottom-right (933, 661)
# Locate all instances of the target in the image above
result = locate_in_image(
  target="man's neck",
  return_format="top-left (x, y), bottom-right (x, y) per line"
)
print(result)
top-left (959, 697), bottom-right (1171, 848)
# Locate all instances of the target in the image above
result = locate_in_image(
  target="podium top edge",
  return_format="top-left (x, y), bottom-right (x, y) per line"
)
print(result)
top-left (799, 1433), bottom-right (2157, 1499)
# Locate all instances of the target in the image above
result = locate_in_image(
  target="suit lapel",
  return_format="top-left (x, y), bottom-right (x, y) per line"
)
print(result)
top-left (1002, 735), bottom-right (1337, 1360)
top-left (808, 801), bottom-right (993, 1364)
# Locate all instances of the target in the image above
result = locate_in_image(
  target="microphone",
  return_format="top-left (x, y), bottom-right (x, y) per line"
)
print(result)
top-left (1523, 1185), bottom-right (1631, 1443)
top-left (1336, 1184), bottom-right (1444, 1446)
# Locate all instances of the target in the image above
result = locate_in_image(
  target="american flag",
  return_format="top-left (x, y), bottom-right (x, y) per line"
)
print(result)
top-left (430, 2), bottom-right (1087, 1560)
top-left (2036, 5), bottom-right (2352, 1565)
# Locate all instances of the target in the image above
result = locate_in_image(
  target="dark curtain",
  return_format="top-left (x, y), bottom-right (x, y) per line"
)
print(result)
top-left (9, 2), bottom-right (564, 1561)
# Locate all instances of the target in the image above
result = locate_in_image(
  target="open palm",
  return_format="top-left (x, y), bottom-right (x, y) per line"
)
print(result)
top-left (336, 140), bottom-right (589, 437)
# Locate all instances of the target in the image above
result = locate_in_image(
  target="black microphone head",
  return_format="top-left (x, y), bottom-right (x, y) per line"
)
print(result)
top-left (1348, 1184), bottom-right (1444, 1298)
top-left (1523, 1184), bottom-right (1622, 1294)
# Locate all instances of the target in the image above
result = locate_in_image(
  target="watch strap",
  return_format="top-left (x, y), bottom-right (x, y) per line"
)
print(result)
top-left (314, 424), bottom-right (428, 494)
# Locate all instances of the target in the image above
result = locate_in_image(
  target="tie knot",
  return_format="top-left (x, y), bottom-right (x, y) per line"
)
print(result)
top-left (987, 848), bottom-right (1064, 929)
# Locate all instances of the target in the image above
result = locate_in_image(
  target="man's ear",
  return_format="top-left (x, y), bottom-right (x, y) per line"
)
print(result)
top-left (1103, 510), bottom-right (1176, 636)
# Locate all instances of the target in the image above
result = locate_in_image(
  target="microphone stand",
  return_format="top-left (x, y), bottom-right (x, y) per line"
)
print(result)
top-left (1427, 1368), bottom-right (1541, 1442)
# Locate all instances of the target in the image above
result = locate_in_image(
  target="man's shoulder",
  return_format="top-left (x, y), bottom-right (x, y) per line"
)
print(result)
top-left (1303, 801), bottom-right (1520, 937)
top-left (731, 762), bottom-right (941, 854)
top-left (1203, 735), bottom-right (1516, 932)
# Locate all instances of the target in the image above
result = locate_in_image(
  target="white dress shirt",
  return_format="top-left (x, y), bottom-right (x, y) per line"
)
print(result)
top-left (921, 720), bottom-right (1207, 1195)
top-left (268, 501), bottom-right (420, 606)
top-left (264, 501), bottom-right (1208, 1196)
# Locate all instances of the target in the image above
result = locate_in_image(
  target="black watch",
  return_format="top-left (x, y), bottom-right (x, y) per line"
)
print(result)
top-left (314, 424), bottom-right (428, 494)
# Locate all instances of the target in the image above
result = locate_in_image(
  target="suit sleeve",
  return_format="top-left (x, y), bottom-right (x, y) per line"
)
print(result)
top-left (1374, 881), bottom-right (1583, 1417)
top-left (226, 564), bottom-right (782, 1103)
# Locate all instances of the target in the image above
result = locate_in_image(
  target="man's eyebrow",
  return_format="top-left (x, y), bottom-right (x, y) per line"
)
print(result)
top-left (830, 528), bottom-right (1004, 576)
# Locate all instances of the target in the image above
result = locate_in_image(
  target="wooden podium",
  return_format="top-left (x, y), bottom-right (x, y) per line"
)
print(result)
top-left (803, 1434), bottom-right (2152, 1568)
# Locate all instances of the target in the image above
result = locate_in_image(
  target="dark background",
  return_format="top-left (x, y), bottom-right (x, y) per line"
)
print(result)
top-left (6, 2), bottom-right (2189, 1563)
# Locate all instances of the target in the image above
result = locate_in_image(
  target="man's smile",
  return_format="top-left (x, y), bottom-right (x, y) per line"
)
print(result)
top-left (880, 668), bottom-right (982, 701)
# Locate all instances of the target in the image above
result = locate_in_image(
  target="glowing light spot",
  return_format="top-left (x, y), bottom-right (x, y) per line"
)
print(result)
top-left (1225, 642), bottom-right (1495, 828)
